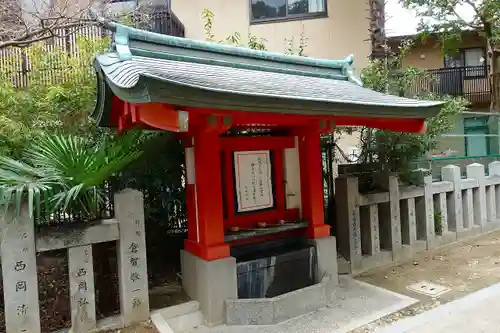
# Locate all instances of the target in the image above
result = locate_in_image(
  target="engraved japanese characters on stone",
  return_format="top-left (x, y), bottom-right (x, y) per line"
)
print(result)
top-left (16, 281), bottom-right (27, 292)
top-left (78, 281), bottom-right (88, 291)
top-left (132, 298), bottom-right (142, 308)
top-left (129, 242), bottom-right (139, 254)
top-left (16, 305), bottom-right (28, 316)
top-left (76, 268), bottom-right (87, 277)
top-left (129, 257), bottom-right (139, 267)
top-left (130, 272), bottom-right (140, 282)
top-left (14, 261), bottom-right (26, 272)
top-left (78, 298), bottom-right (89, 306)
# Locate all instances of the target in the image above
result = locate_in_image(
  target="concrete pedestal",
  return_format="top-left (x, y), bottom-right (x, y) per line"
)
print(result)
top-left (180, 251), bottom-right (238, 325)
top-left (309, 236), bottom-right (339, 301)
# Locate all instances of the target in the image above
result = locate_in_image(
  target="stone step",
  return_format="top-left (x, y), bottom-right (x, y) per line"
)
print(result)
top-left (159, 300), bottom-right (200, 319)
top-left (167, 310), bottom-right (204, 332)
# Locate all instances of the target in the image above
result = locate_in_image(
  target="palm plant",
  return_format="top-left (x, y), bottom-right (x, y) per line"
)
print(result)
top-left (0, 131), bottom-right (143, 222)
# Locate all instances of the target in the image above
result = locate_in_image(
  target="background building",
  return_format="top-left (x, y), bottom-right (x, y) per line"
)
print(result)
top-left (388, 31), bottom-right (498, 175)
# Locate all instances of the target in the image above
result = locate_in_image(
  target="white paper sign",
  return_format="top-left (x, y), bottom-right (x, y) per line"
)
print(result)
top-left (234, 150), bottom-right (274, 213)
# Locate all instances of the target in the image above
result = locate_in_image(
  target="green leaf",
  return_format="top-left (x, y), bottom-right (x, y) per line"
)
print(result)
top-left (0, 131), bottom-right (143, 222)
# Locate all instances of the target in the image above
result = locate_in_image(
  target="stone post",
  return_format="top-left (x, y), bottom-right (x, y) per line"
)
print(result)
top-left (360, 204), bottom-right (380, 256)
top-left (414, 172), bottom-right (435, 249)
top-left (441, 165), bottom-right (462, 241)
top-left (489, 161), bottom-right (500, 228)
top-left (335, 176), bottom-right (361, 272)
top-left (400, 198), bottom-right (417, 247)
top-left (68, 245), bottom-right (96, 332)
top-left (462, 188), bottom-right (475, 231)
top-left (486, 183), bottom-right (496, 223)
top-left (466, 163), bottom-right (487, 230)
top-left (0, 204), bottom-right (41, 333)
top-left (114, 189), bottom-right (150, 326)
top-left (387, 175), bottom-right (403, 260)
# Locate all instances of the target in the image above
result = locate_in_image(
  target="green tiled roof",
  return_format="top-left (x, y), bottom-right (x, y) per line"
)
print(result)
top-left (92, 19), bottom-right (443, 127)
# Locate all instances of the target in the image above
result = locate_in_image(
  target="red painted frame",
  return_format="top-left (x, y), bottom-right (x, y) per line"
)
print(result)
top-left (220, 136), bottom-right (299, 229)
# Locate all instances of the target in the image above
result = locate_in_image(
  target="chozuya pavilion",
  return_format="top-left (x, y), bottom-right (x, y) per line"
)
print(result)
top-left (92, 20), bottom-right (442, 326)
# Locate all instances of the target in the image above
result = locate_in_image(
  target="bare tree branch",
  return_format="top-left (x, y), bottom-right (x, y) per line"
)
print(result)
top-left (450, 6), bottom-right (482, 29)
top-left (0, 0), bottom-right (142, 49)
top-left (463, 0), bottom-right (480, 14)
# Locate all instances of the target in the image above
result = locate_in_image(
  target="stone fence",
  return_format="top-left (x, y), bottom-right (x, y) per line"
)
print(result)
top-left (0, 189), bottom-right (149, 333)
top-left (336, 162), bottom-right (500, 274)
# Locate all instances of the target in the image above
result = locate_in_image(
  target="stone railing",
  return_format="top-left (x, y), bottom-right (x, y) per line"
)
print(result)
top-left (336, 162), bottom-right (500, 274)
top-left (0, 189), bottom-right (149, 333)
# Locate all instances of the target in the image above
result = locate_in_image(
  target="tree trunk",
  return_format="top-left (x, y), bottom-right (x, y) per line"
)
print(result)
top-left (488, 41), bottom-right (500, 113)
top-left (369, 0), bottom-right (386, 60)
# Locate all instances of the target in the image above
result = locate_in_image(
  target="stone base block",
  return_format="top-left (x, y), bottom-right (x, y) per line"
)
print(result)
top-left (412, 240), bottom-right (428, 253)
top-left (226, 299), bottom-right (274, 325)
top-left (357, 250), bottom-right (393, 274)
top-left (482, 221), bottom-right (500, 233)
top-left (350, 256), bottom-right (364, 274)
top-left (398, 243), bottom-right (424, 261)
top-left (274, 278), bottom-right (327, 323)
top-left (458, 226), bottom-right (482, 240)
top-left (435, 232), bottom-right (457, 246)
top-left (355, 241), bottom-right (430, 275)
top-left (337, 255), bottom-right (351, 275)
top-left (309, 236), bottom-right (338, 285)
top-left (225, 276), bottom-right (329, 325)
top-left (426, 236), bottom-right (438, 250)
top-left (392, 246), bottom-right (409, 262)
top-left (180, 250), bottom-right (237, 326)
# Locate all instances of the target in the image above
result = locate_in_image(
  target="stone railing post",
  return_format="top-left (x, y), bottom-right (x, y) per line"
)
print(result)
top-left (378, 173), bottom-right (403, 260)
top-left (68, 244), bottom-right (97, 332)
top-left (487, 161), bottom-right (500, 231)
top-left (360, 204), bottom-right (380, 257)
top-left (114, 189), bottom-right (150, 326)
top-left (387, 175), bottom-right (403, 260)
top-left (466, 163), bottom-right (487, 230)
top-left (335, 176), bottom-right (361, 272)
top-left (441, 165), bottom-right (462, 240)
top-left (0, 204), bottom-right (41, 333)
top-left (414, 171), bottom-right (435, 249)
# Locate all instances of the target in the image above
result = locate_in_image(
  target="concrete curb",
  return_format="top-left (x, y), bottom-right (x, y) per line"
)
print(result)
top-left (151, 312), bottom-right (175, 333)
top-left (376, 282), bottom-right (500, 333)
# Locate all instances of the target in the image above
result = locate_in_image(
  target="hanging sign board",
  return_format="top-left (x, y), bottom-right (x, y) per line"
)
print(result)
top-left (234, 150), bottom-right (274, 213)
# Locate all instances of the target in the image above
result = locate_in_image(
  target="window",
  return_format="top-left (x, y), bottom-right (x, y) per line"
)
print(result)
top-left (251, 0), bottom-right (326, 23)
top-left (464, 116), bottom-right (490, 157)
top-left (444, 47), bottom-right (486, 78)
top-left (464, 48), bottom-right (486, 78)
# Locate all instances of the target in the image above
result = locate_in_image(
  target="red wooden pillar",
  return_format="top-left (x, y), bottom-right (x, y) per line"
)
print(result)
top-left (184, 118), bottom-right (230, 261)
top-left (298, 124), bottom-right (331, 239)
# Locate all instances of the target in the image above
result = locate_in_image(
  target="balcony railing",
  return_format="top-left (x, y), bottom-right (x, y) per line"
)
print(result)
top-left (133, 7), bottom-right (185, 38)
top-left (409, 66), bottom-right (491, 105)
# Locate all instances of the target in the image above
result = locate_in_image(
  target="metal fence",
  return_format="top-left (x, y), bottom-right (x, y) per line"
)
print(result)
top-left (0, 9), bottom-right (185, 88)
top-left (409, 66), bottom-right (491, 105)
top-left (0, 25), bottom-right (105, 87)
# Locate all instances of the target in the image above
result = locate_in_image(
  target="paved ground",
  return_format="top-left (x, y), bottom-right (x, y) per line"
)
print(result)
top-left (185, 277), bottom-right (416, 333)
top-left (376, 282), bottom-right (500, 333)
top-left (352, 229), bottom-right (500, 331)
top-left (141, 230), bottom-right (500, 333)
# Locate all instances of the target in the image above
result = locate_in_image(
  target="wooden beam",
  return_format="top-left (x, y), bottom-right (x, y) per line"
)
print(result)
top-left (220, 136), bottom-right (295, 151)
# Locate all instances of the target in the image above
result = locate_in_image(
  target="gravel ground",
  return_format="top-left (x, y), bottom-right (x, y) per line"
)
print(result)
top-left (108, 321), bottom-right (158, 333)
